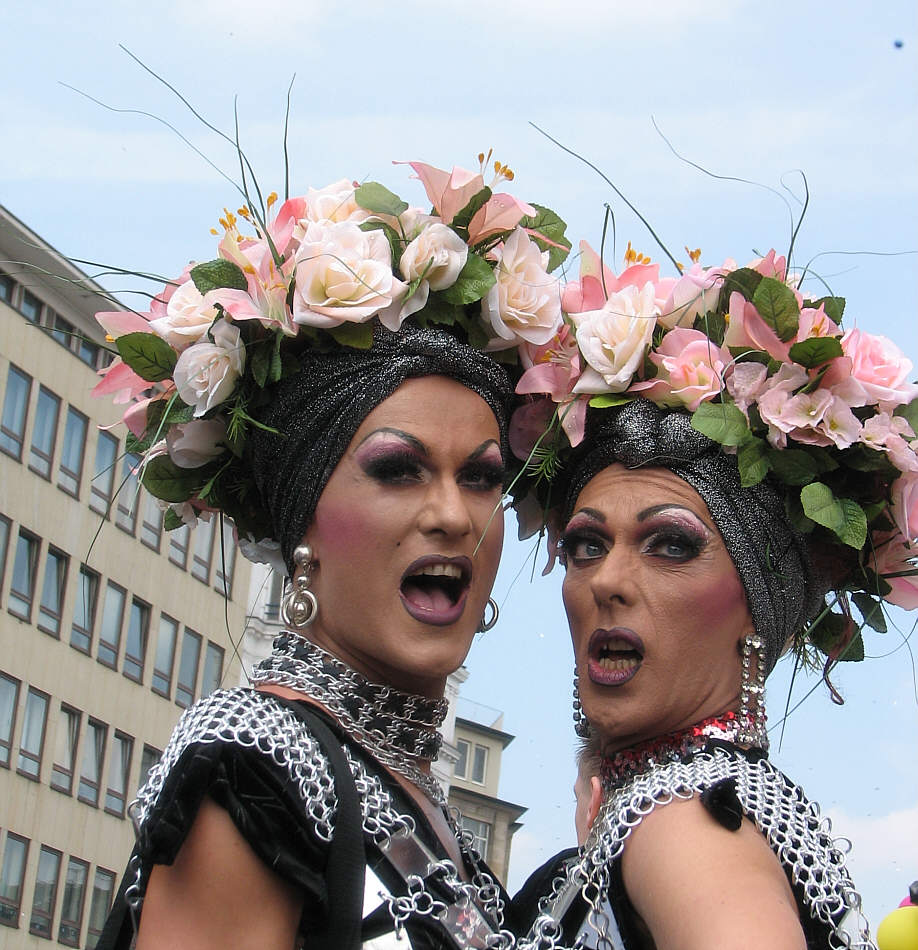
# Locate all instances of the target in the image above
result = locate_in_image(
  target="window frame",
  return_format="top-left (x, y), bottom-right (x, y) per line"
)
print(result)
top-left (85, 867), bottom-right (116, 944)
top-left (114, 452), bottom-right (141, 535)
top-left (201, 642), bottom-right (225, 698)
top-left (96, 581), bottom-right (126, 669)
top-left (37, 545), bottom-right (68, 638)
top-left (0, 832), bottom-right (30, 929)
top-left (140, 491), bottom-right (162, 552)
top-left (28, 844), bottom-right (62, 939)
top-left (18, 288), bottom-right (42, 324)
top-left (27, 385), bottom-right (61, 480)
top-left (214, 518), bottom-right (236, 599)
top-left (151, 613), bottom-right (178, 698)
top-left (17, 686), bottom-right (49, 781)
top-left (50, 704), bottom-right (81, 795)
top-left (168, 522), bottom-right (190, 570)
top-left (89, 430), bottom-right (119, 516)
top-left (0, 672), bottom-right (21, 769)
top-left (122, 597), bottom-right (150, 684)
top-left (104, 730), bottom-right (134, 818)
top-left (69, 565), bottom-right (99, 654)
top-left (8, 529), bottom-right (39, 621)
top-left (0, 514), bottom-right (10, 599)
top-left (175, 628), bottom-right (202, 709)
top-left (0, 269), bottom-right (14, 304)
top-left (57, 406), bottom-right (89, 498)
top-left (57, 855), bottom-right (89, 948)
top-left (137, 745), bottom-right (162, 793)
top-left (77, 718), bottom-right (108, 807)
top-left (0, 364), bottom-right (32, 461)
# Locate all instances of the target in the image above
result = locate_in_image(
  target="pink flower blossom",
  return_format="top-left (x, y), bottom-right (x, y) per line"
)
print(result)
top-left (509, 398), bottom-right (556, 462)
top-left (150, 279), bottom-right (220, 351)
top-left (726, 362), bottom-right (768, 415)
top-left (166, 418), bottom-right (229, 469)
top-left (722, 291), bottom-right (790, 362)
top-left (796, 304), bottom-right (840, 342)
top-left (173, 320), bottom-right (245, 417)
top-left (91, 359), bottom-right (151, 404)
top-left (860, 412), bottom-right (918, 473)
top-left (755, 363), bottom-right (810, 448)
top-left (467, 192), bottom-right (536, 244)
top-left (560, 241), bottom-right (660, 316)
top-left (891, 472), bottom-right (918, 544)
top-left (748, 249), bottom-right (787, 281)
top-left (870, 530), bottom-right (918, 609)
top-left (95, 309), bottom-right (151, 340)
top-left (658, 264), bottom-right (727, 330)
top-left (840, 328), bottom-right (918, 409)
top-left (630, 328), bottom-right (731, 410)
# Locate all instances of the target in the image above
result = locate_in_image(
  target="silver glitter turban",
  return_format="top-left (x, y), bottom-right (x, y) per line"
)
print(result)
top-left (248, 323), bottom-right (511, 574)
top-left (562, 399), bottom-right (825, 675)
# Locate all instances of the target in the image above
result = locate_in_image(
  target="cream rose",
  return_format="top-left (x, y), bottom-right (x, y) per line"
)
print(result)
top-left (292, 221), bottom-right (407, 330)
top-left (173, 320), bottom-right (245, 417)
top-left (572, 283), bottom-right (659, 393)
top-left (483, 228), bottom-right (561, 347)
top-left (149, 279), bottom-right (219, 351)
top-left (398, 223), bottom-right (468, 319)
top-left (166, 418), bottom-right (228, 469)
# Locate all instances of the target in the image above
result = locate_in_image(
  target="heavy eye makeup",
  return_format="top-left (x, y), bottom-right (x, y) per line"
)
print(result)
top-left (458, 446), bottom-right (506, 492)
top-left (558, 513), bottom-right (610, 566)
top-left (638, 509), bottom-right (710, 562)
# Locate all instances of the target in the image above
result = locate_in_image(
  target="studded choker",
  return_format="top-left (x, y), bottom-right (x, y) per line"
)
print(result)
top-left (251, 632), bottom-right (448, 803)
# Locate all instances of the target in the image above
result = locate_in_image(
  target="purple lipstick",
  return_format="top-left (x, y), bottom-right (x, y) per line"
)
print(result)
top-left (587, 628), bottom-right (645, 686)
top-left (399, 556), bottom-right (472, 627)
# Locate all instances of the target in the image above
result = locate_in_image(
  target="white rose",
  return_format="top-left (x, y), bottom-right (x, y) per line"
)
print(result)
top-left (573, 283), bottom-right (659, 393)
top-left (166, 418), bottom-right (228, 468)
top-left (149, 279), bottom-right (219, 351)
top-left (398, 223), bottom-right (468, 319)
top-left (292, 221), bottom-right (407, 330)
top-left (173, 320), bottom-right (245, 417)
top-left (290, 179), bottom-right (371, 243)
top-left (482, 228), bottom-right (561, 348)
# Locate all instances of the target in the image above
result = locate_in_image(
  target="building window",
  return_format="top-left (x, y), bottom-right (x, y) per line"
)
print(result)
top-left (152, 614), bottom-right (178, 697)
top-left (175, 629), bottom-right (202, 708)
top-left (86, 868), bottom-right (116, 944)
top-left (138, 745), bottom-right (161, 792)
top-left (0, 270), bottom-right (13, 303)
top-left (57, 857), bottom-right (88, 947)
top-left (140, 493), bottom-right (162, 551)
top-left (70, 566), bottom-right (99, 654)
top-left (51, 705), bottom-right (81, 795)
top-left (19, 289), bottom-right (42, 323)
top-left (123, 598), bottom-right (150, 683)
top-left (115, 453), bottom-right (140, 534)
top-left (265, 571), bottom-right (284, 621)
top-left (78, 719), bottom-right (107, 806)
top-left (0, 514), bottom-right (9, 594)
top-left (37, 547), bottom-right (68, 637)
top-left (105, 732), bottom-right (133, 817)
top-left (191, 518), bottom-right (215, 583)
top-left (28, 386), bottom-right (60, 479)
top-left (29, 845), bottom-right (61, 938)
top-left (97, 582), bottom-right (125, 668)
top-left (9, 529), bottom-right (39, 621)
top-left (201, 642), bottom-right (224, 698)
top-left (0, 833), bottom-right (29, 928)
top-left (89, 431), bottom-right (119, 515)
top-left (214, 519), bottom-right (237, 599)
top-left (57, 407), bottom-right (88, 497)
top-left (459, 816), bottom-right (491, 859)
top-left (76, 338), bottom-right (102, 369)
top-left (0, 673), bottom-right (20, 768)
top-left (17, 687), bottom-right (49, 780)
top-left (454, 740), bottom-right (488, 784)
top-left (0, 365), bottom-right (31, 460)
top-left (168, 522), bottom-right (190, 570)
top-left (49, 311), bottom-right (76, 349)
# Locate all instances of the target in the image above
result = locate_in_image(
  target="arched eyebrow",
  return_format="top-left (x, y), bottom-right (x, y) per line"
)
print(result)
top-left (356, 427), bottom-right (426, 453)
top-left (636, 503), bottom-right (695, 521)
top-left (468, 439), bottom-right (501, 460)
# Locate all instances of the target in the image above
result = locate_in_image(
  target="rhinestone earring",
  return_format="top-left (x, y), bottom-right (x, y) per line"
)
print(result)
top-left (738, 634), bottom-right (768, 749)
top-left (573, 666), bottom-right (591, 738)
top-left (281, 544), bottom-right (318, 629)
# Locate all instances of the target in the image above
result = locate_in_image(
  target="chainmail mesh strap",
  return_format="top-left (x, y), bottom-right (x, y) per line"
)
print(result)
top-left (522, 744), bottom-right (873, 950)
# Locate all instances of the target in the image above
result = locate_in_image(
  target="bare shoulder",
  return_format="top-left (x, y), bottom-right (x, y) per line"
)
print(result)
top-left (136, 797), bottom-right (302, 950)
top-left (620, 795), bottom-right (806, 950)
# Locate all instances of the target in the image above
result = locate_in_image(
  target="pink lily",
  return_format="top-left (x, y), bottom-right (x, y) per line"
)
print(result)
top-left (467, 192), bottom-right (536, 244)
top-left (91, 359), bottom-right (151, 404)
top-left (723, 291), bottom-right (791, 362)
top-left (95, 309), bottom-right (152, 340)
top-left (400, 161), bottom-right (486, 226)
top-left (561, 241), bottom-right (660, 315)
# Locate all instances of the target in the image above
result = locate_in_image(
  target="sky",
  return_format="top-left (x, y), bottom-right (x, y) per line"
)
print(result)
top-left (2, 0), bottom-right (917, 931)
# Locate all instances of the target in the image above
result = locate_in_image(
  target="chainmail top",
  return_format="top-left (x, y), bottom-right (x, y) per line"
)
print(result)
top-left (561, 399), bottom-right (825, 674)
top-left (521, 742), bottom-right (872, 950)
top-left (248, 323), bottom-right (512, 573)
top-left (252, 633), bottom-right (448, 803)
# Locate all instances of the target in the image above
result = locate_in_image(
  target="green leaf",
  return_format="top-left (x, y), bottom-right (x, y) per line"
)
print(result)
top-left (588, 393), bottom-right (634, 409)
top-left (190, 259), bottom-right (248, 295)
top-left (269, 332), bottom-right (284, 384)
top-left (692, 310), bottom-right (727, 346)
top-left (894, 396), bottom-right (918, 434)
top-left (354, 182), bottom-right (408, 218)
top-left (449, 187), bottom-right (492, 233)
top-left (767, 448), bottom-right (821, 486)
top-left (519, 204), bottom-right (572, 272)
top-left (147, 396), bottom-right (194, 432)
top-left (116, 332), bottom-right (177, 382)
top-left (752, 276), bottom-right (800, 342)
top-left (807, 295), bottom-right (846, 323)
top-left (141, 455), bottom-right (207, 503)
top-left (716, 267), bottom-right (763, 310)
top-left (808, 611), bottom-right (848, 656)
top-left (737, 438), bottom-right (770, 487)
top-left (851, 591), bottom-right (887, 634)
top-left (800, 482), bottom-right (867, 548)
top-left (125, 432), bottom-right (153, 455)
top-left (328, 321), bottom-right (375, 349)
top-left (420, 292), bottom-right (463, 326)
top-left (250, 345), bottom-right (270, 388)
top-left (837, 631), bottom-right (865, 662)
top-left (690, 402), bottom-right (750, 446)
top-left (788, 336), bottom-right (844, 368)
top-left (163, 509), bottom-right (183, 532)
top-left (359, 220), bottom-right (403, 263)
top-left (440, 253), bottom-right (496, 305)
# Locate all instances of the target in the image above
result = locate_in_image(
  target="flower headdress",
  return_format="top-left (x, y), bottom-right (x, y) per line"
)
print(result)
top-left (93, 156), bottom-right (570, 559)
top-left (512, 239), bottom-right (918, 670)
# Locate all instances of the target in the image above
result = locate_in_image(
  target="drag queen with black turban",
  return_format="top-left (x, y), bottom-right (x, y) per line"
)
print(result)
top-left (93, 160), bottom-right (570, 949)
top-left (511, 245), bottom-right (918, 949)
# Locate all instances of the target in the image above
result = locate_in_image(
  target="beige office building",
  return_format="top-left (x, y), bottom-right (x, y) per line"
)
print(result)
top-left (0, 204), bottom-right (250, 948)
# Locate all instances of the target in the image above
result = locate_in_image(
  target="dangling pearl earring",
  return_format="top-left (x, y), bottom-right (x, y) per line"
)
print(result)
top-left (281, 544), bottom-right (319, 629)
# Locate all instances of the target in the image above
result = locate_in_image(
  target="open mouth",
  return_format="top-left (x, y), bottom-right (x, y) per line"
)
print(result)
top-left (587, 628), bottom-right (644, 686)
top-left (399, 557), bottom-right (472, 626)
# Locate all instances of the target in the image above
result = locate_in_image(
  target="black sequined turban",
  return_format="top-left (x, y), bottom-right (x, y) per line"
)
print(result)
top-left (248, 323), bottom-right (511, 574)
top-left (562, 399), bottom-right (826, 675)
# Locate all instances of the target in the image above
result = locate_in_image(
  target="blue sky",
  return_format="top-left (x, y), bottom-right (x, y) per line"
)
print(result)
top-left (2, 0), bottom-right (916, 928)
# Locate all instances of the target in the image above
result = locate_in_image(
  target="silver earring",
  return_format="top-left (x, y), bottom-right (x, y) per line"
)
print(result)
top-left (573, 667), bottom-right (591, 738)
top-left (281, 544), bottom-right (318, 629)
top-left (477, 597), bottom-right (499, 633)
top-left (738, 634), bottom-right (768, 749)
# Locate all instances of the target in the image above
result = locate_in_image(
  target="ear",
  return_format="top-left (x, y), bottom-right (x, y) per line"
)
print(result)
top-left (587, 775), bottom-right (602, 831)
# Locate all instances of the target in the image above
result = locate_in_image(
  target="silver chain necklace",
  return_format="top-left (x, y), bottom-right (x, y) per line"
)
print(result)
top-left (251, 632), bottom-right (449, 804)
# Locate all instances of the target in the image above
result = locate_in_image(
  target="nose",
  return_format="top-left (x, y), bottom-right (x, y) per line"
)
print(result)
top-left (588, 545), bottom-right (635, 608)
top-left (417, 477), bottom-right (473, 539)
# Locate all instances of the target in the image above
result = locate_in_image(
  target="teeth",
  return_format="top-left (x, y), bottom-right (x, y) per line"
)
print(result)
top-left (598, 656), bottom-right (639, 671)
top-left (416, 563), bottom-right (463, 579)
top-left (601, 638), bottom-right (637, 652)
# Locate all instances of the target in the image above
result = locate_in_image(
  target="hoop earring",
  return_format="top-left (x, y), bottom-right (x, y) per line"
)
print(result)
top-left (281, 544), bottom-right (318, 629)
top-left (738, 633), bottom-right (768, 749)
top-left (477, 597), bottom-right (499, 633)
top-left (573, 667), bottom-right (591, 738)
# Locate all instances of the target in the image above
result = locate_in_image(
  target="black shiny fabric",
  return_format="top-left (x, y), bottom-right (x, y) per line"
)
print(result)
top-left (561, 400), bottom-right (825, 674)
top-left (249, 323), bottom-right (512, 573)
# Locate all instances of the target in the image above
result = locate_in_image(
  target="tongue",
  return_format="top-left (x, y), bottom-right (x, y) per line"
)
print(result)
top-left (403, 580), bottom-right (454, 613)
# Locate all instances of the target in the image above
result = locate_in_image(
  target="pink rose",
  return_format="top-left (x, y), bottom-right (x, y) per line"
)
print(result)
top-left (561, 241), bottom-right (660, 315)
top-left (658, 264), bottom-right (727, 330)
top-left (841, 329), bottom-right (918, 409)
top-left (630, 328), bottom-right (730, 410)
top-left (149, 279), bottom-right (220, 351)
top-left (870, 530), bottom-right (918, 609)
top-left (891, 472), bottom-right (918, 544)
top-left (723, 291), bottom-right (790, 363)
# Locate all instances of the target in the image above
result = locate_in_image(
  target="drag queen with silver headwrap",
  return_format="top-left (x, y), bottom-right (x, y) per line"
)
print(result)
top-left (93, 161), bottom-right (570, 949)
top-left (511, 246), bottom-right (918, 949)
